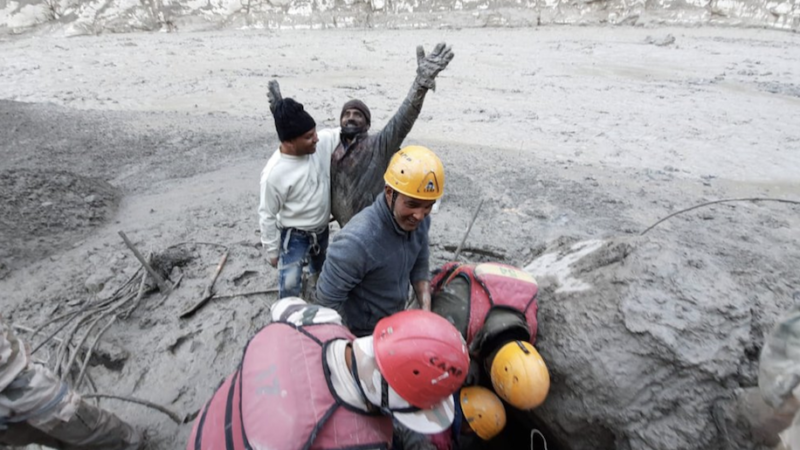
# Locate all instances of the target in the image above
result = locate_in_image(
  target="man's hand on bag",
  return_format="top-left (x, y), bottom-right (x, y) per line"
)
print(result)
top-left (266, 80), bottom-right (283, 114)
top-left (415, 42), bottom-right (454, 91)
top-left (269, 256), bottom-right (278, 268)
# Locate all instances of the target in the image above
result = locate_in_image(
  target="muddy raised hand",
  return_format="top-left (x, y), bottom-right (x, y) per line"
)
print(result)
top-left (415, 42), bottom-right (454, 91)
top-left (266, 79), bottom-right (283, 114)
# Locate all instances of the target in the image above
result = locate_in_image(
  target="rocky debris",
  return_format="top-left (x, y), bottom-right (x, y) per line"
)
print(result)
top-left (645, 34), bottom-right (676, 46)
top-left (757, 81), bottom-right (800, 98)
top-left (85, 267), bottom-right (115, 293)
top-left (91, 340), bottom-right (130, 371)
top-left (150, 246), bottom-right (195, 282)
top-left (3, 0), bottom-right (799, 34)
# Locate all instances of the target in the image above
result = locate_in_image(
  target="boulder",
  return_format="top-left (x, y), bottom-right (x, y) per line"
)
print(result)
top-left (521, 235), bottom-right (798, 449)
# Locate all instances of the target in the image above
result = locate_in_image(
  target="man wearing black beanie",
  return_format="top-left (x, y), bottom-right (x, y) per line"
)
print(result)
top-left (258, 97), bottom-right (339, 299)
top-left (267, 42), bottom-right (454, 227)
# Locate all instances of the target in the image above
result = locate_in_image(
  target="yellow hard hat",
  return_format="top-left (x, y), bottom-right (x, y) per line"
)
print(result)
top-left (490, 341), bottom-right (550, 410)
top-left (460, 386), bottom-right (507, 440)
top-left (383, 145), bottom-right (445, 201)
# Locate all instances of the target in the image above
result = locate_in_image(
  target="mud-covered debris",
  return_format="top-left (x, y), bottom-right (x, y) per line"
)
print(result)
top-left (85, 268), bottom-right (115, 293)
top-left (645, 34), bottom-right (676, 46)
top-left (90, 340), bottom-right (130, 371)
top-left (151, 247), bottom-right (194, 281)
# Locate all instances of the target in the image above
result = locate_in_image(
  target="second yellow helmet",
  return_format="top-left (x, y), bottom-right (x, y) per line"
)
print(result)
top-left (460, 386), bottom-right (507, 440)
top-left (490, 341), bottom-right (550, 410)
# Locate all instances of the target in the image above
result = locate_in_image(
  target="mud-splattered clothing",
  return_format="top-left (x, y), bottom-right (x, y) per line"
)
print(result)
top-left (0, 316), bottom-right (140, 450)
top-left (760, 302), bottom-right (800, 449)
top-left (316, 194), bottom-right (431, 337)
top-left (331, 81), bottom-right (434, 227)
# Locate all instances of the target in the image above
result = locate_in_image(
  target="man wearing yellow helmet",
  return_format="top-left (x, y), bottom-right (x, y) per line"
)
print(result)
top-left (430, 262), bottom-right (551, 411)
top-left (316, 146), bottom-right (444, 337)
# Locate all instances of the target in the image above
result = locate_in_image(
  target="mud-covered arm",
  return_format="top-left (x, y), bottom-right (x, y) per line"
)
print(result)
top-left (315, 234), bottom-right (370, 313)
top-left (410, 224), bottom-right (431, 284)
top-left (413, 280), bottom-right (431, 311)
top-left (410, 224), bottom-right (431, 310)
top-left (374, 43), bottom-right (454, 167)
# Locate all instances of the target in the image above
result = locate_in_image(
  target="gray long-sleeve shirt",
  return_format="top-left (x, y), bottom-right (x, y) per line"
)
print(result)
top-left (316, 194), bottom-right (430, 337)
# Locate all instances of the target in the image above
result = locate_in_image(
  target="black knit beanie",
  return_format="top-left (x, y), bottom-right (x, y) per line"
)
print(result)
top-left (340, 99), bottom-right (371, 126)
top-left (274, 98), bottom-right (316, 142)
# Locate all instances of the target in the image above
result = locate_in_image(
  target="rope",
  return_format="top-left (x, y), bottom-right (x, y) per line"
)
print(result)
top-left (640, 197), bottom-right (800, 236)
top-left (82, 394), bottom-right (183, 424)
top-left (531, 428), bottom-right (548, 450)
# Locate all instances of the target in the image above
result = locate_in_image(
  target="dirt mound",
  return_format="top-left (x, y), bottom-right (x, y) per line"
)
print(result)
top-left (523, 229), bottom-right (800, 449)
top-left (0, 169), bottom-right (120, 278)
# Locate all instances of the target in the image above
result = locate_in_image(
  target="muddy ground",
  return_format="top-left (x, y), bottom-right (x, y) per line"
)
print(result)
top-left (1, 26), bottom-right (799, 449)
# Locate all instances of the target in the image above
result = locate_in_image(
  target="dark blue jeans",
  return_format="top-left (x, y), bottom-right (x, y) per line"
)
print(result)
top-left (278, 226), bottom-right (329, 299)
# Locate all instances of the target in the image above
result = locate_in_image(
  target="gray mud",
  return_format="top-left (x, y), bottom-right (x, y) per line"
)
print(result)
top-left (1, 26), bottom-right (799, 449)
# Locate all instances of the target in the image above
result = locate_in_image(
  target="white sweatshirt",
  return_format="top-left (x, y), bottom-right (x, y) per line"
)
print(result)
top-left (258, 128), bottom-right (340, 258)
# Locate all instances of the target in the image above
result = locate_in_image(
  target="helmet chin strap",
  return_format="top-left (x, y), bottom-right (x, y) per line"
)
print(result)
top-left (389, 190), bottom-right (409, 231)
top-left (390, 189), bottom-right (399, 213)
top-left (350, 355), bottom-right (375, 412)
top-left (349, 347), bottom-right (382, 415)
top-left (381, 377), bottom-right (421, 414)
top-left (380, 378), bottom-right (391, 415)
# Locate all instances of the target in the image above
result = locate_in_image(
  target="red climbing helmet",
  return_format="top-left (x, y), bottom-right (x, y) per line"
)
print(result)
top-left (373, 310), bottom-right (469, 409)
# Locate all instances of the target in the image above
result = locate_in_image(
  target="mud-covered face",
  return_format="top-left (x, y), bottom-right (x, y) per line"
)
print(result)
top-left (285, 128), bottom-right (319, 155)
top-left (340, 108), bottom-right (369, 138)
top-left (385, 187), bottom-right (436, 232)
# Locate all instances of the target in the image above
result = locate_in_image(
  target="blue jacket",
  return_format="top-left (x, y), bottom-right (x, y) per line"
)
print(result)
top-left (316, 194), bottom-right (430, 336)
